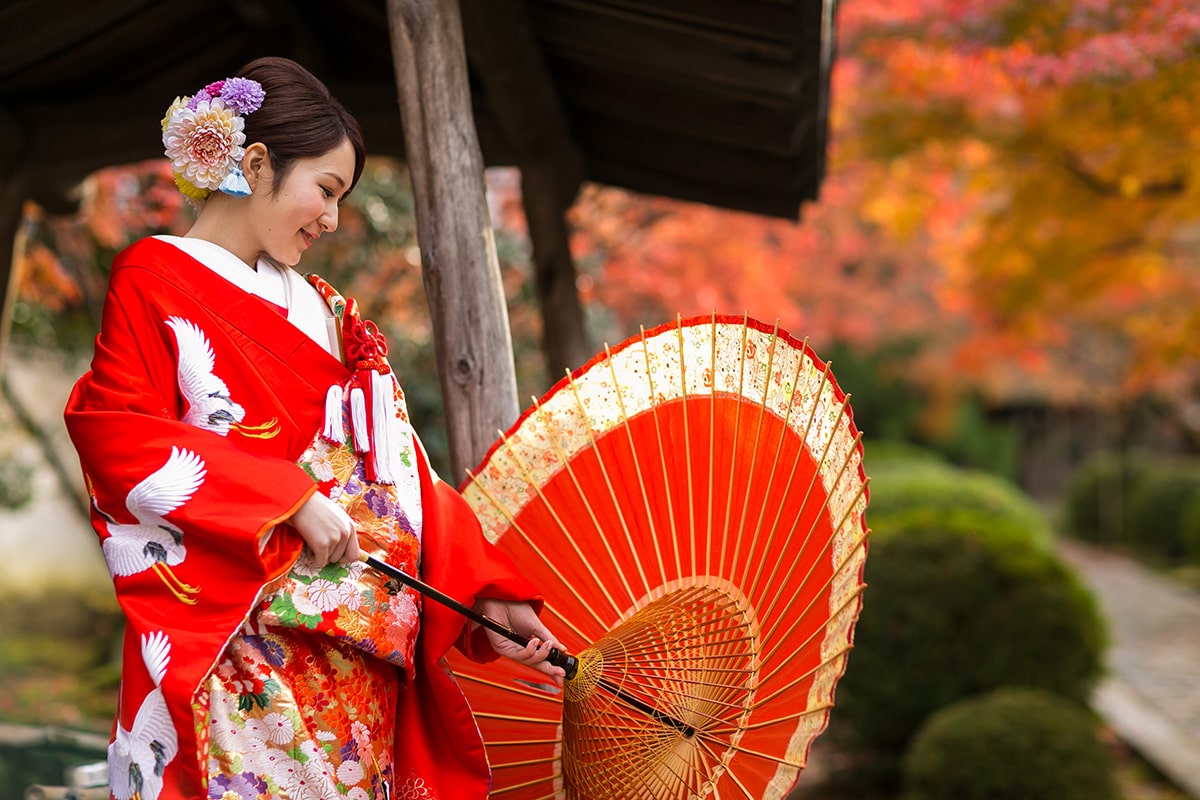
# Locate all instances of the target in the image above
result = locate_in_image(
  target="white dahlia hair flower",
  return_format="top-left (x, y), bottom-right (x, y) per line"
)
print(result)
top-left (162, 98), bottom-right (246, 191)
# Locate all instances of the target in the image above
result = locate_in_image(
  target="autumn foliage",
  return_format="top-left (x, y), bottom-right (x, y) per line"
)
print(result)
top-left (564, 0), bottom-right (1200, 418)
top-left (13, 0), bottom-right (1200, 436)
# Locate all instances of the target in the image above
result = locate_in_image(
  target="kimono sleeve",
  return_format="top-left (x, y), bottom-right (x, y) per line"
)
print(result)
top-left (65, 265), bottom-right (316, 576)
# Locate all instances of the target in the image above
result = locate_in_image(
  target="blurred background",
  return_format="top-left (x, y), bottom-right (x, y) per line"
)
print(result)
top-left (2, 0), bottom-right (1199, 798)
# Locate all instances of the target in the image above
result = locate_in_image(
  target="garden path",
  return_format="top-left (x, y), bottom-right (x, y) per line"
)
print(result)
top-left (1057, 539), bottom-right (1200, 799)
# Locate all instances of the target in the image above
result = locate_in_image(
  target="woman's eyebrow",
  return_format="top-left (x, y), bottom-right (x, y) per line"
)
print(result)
top-left (321, 171), bottom-right (348, 189)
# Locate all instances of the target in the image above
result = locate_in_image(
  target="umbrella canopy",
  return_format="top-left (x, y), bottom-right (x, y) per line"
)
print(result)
top-left (452, 315), bottom-right (869, 799)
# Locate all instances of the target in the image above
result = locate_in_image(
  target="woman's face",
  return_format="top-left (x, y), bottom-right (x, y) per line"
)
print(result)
top-left (250, 138), bottom-right (356, 267)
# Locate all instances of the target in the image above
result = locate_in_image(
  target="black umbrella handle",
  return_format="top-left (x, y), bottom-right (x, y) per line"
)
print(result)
top-left (359, 553), bottom-right (579, 679)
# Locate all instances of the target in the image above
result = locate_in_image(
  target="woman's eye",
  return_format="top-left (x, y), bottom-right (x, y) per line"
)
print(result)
top-left (322, 187), bottom-right (334, 199)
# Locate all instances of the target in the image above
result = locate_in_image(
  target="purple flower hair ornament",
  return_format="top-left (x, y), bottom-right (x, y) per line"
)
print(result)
top-left (161, 76), bottom-right (265, 201)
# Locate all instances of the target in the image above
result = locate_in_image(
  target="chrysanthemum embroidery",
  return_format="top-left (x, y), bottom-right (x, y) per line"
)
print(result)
top-left (395, 777), bottom-right (434, 799)
top-left (109, 631), bottom-right (178, 800)
top-left (94, 446), bottom-right (205, 604)
top-left (235, 676), bottom-right (283, 712)
top-left (166, 316), bottom-right (280, 439)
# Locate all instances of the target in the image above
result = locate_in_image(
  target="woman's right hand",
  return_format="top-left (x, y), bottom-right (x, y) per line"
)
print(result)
top-left (288, 491), bottom-right (359, 566)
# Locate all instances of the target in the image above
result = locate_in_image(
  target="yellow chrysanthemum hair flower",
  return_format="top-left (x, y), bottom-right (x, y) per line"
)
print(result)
top-left (174, 174), bottom-right (210, 202)
top-left (160, 97), bottom-right (186, 134)
top-left (160, 77), bottom-right (265, 199)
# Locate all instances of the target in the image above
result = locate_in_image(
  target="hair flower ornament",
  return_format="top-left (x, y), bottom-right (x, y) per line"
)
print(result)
top-left (162, 77), bottom-right (265, 200)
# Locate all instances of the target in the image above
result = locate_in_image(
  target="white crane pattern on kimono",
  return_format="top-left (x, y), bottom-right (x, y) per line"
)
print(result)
top-left (97, 446), bottom-right (206, 604)
top-left (166, 316), bottom-right (279, 439)
top-left (109, 630), bottom-right (179, 800)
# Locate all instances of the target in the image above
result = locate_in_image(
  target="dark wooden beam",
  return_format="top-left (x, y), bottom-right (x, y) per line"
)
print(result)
top-left (529, 1), bottom-right (803, 98)
top-left (542, 57), bottom-right (814, 156)
top-left (562, 0), bottom-right (817, 45)
top-left (578, 115), bottom-right (819, 197)
top-left (386, 0), bottom-right (520, 480)
top-left (590, 160), bottom-right (813, 220)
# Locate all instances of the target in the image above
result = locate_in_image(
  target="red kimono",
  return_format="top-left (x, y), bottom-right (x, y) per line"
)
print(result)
top-left (65, 237), bottom-right (537, 800)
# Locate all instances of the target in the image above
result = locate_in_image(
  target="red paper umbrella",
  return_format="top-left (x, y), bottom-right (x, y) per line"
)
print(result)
top-left (451, 314), bottom-right (870, 799)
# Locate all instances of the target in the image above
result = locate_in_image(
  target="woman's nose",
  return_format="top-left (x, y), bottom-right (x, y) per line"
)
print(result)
top-left (321, 203), bottom-right (339, 233)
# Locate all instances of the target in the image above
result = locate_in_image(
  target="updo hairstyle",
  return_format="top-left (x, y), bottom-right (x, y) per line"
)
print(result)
top-left (235, 57), bottom-right (366, 196)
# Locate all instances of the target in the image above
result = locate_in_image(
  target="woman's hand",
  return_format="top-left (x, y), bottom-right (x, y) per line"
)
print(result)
top-left (288, 491), bottom-right (359, 566)
top-left (475, 598), bottom-right (568, 687)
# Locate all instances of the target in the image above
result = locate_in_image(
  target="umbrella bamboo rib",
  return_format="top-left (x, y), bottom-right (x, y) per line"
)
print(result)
top-left (758, 478), bottom-right (864, 654)
top-left (474, 711), bottom-right (562, 725)
top-left (755, 412), bottom-right (858, 630)
top-left (641, 326), bottom-right (684, 583)
top-left (741, 361), bottom-right (833, 600)
top-left (756, 395), bottom-right (853, 625)
top-left (757, 529), bottom-right (867, 671)
top-left (491, 755), bottom-right (561, 770)
top-left (455, 671), bottom-right (564, 703)
top-left (568, 369), bottom-right (653, 601)
top-left (706, 313), bottom-right (718, 578)
top-left (693, 737), bottom-right (759, 800)
top-left (717, 318), bottom-right (751, 582)
top-left (461, 477), bottom-right (593, 644)
top-left (711, 700), bottom-right (835, 734)
top-left (488, 775), bottom-right (560, 798)
top-left (736, 333), bottom-right (810, 594)
top-left (606, 344), bottom-right (669, 591)
top-left (758, 582), bottom-right (864, 695)
top-left (496, 426), bottom-right (626, 626)
top-left (728, 321), bottom-right (779, 597)
top-left (752, 638), bottom-right (857, 712)
top-left (759, 480), bottom-right (868, 651)
top-left (676, 316), bottom-right (697, 581)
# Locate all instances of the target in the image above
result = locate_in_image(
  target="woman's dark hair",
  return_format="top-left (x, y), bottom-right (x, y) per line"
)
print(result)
top-left (235, 57), bottom-right (366, 195)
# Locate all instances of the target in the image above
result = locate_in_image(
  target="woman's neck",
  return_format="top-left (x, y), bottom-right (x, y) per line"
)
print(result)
top-left (185, 196), bottom-right (258, 268)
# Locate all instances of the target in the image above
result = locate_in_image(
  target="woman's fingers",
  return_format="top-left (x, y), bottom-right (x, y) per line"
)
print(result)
top-left (289, 491), bottom-right (357, 566)
top-left (475, 599), bottom-right (568, 685)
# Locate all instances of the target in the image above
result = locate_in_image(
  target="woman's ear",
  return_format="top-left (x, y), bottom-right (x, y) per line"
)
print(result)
top-left (242, 143), bottom-right (270, 192)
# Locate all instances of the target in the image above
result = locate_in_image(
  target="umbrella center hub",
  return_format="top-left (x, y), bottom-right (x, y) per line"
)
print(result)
top-left (562, 577), bottom-right (760, 796)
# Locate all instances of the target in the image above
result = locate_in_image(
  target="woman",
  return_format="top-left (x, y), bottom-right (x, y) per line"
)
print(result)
top-left (65, 56), bottom-right (563, 800)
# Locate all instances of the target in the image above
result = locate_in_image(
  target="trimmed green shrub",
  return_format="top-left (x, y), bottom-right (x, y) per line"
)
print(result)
top-left (903, 688), bottom-right (1118, 800)
top-left (1182, 493), bottom-right (1200, 567)
top-left (1124, 461), bottom-right (1200, 563)
top-left (866, 458), bottom-right (1053, 549)
top-left (1061, 452), bottom-right (1151, 544)
top-left (932, 399), bottom-right (1019, 482)
top-left (861, 439), bottom-right (948, 475)
top-left (829, 519), bottom-right (1107, 792)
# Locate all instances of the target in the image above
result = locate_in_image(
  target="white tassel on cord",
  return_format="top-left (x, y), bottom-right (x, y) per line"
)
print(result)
top-left (322, 383), bottom-right (345, 443)
top-left (350, 384), bottom-right (370, 454)
top-left (370, 370), bottom-right (398, 484)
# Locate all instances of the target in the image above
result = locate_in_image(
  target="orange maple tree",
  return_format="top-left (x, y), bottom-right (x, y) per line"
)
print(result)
top-left (564, 0), bottom-right (1200, 417)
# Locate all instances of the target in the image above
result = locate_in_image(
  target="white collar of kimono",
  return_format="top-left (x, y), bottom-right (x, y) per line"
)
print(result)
top-left (154, 235), bottom-right (338, 356)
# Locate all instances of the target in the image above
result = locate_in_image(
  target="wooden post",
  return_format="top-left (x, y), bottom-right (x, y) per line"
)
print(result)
top-left (385, 0), bottom-right (519, 481)
top-left (460, 0), bottom-right (592, 377)
top-left (521, 161), bottom-right (592, 375)
top-left (0, 170), bottom-right (27, 374)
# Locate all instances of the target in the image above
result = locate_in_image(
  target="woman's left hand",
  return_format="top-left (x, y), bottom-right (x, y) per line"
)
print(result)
top-left (475, 598), bottom-right (567, 687)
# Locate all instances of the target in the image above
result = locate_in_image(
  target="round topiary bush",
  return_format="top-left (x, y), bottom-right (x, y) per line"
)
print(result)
top-left (829, 517), bottom-right (1107, 792)
top-left (866, 460), bottom-right (1053, 549)
top-left (1124, 461), bottom-right (1200, 563)
top-left (903, 688), bottom-right (1118, 800)
top-left (862, 440), bottom-right (949, 475)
